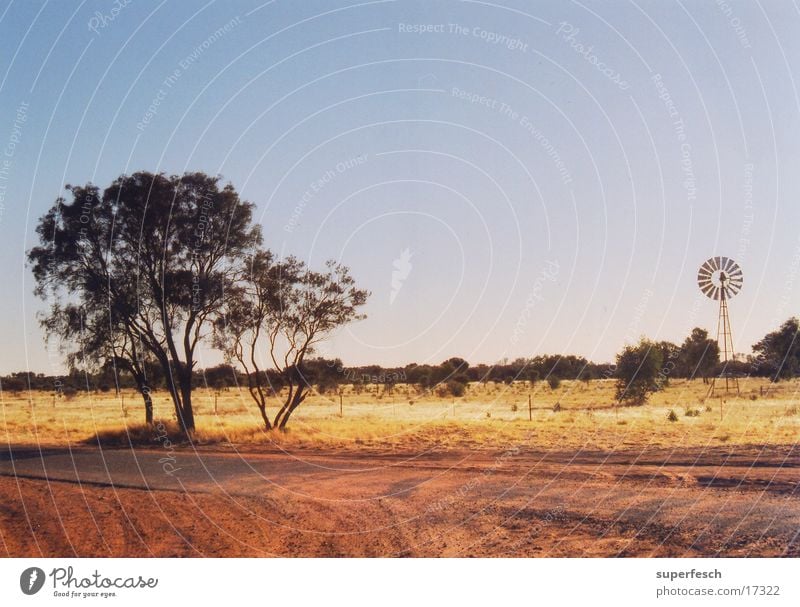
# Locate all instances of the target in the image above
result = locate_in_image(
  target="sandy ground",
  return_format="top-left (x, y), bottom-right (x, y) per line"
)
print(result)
top-left (1, 444), bottom-right (798, 557)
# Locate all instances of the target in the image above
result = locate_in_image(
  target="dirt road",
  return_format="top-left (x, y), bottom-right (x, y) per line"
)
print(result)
top-left (1, 444), bottom-right (798, 556)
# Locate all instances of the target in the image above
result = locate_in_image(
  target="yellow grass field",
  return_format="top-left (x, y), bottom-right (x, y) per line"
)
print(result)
top-left (2, 377), bottom-right (798, 451)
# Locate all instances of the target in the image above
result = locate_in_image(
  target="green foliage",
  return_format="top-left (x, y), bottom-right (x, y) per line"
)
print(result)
top-left (752, 317), bottom-right (800, 380)
top-left (547, 376), bottom-right (561, 390)
top-left (614, 338), bottom-right (664, 406)
top-left (681, 328), bottom-right (720, 380)
top-left (446, 379), bottom-right (467, 397)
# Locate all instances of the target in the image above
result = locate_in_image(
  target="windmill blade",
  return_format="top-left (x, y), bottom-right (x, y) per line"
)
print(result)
top-left (700, 259), bottom-right (715, 276)
top-left (721, 257), bottom-right (736, 273)
top-left (699, 283), bottom-right (715, 297)
top-left (703, 284), bottom-right (716, 300)
top-left (713, 256), bottom-right (723, 271)
top-left (711, 285), bottom-right (721, 300)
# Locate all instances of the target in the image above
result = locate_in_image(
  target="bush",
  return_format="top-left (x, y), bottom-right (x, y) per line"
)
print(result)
top-left (614, 339), bottom-right (664, 406)
top-left (510, 403), bottom-right (518, 412)
top-left (667, 409), bottom-right (678, 422)
top-left (446, 379), bottom-right (467, 397)
top-left (552, 402), bottom-right (562, 413)
top-left (316, 380), bottom-right (339, 395)
top-left (547, 376), bottom-right (561, 390)
top-left (684, 408), bottom-right (701, 417)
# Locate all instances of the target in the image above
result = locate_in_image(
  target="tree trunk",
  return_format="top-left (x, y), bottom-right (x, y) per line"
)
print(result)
top-left (277, 388), bottom-right (306, 430)
top-left (257, 403), bottom-right (272, 430)
top-left (130, 370), bottom-right (154, 427)
top-left (249, 372), bottom-right (272, 430)
top-left (142, 388), bottom-right (154, 426)
top-left (178, 378), bottom-right (196, 433)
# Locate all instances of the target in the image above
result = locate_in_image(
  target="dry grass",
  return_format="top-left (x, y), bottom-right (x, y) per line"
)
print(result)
top-left (1, 378), bottom-right (799, 451)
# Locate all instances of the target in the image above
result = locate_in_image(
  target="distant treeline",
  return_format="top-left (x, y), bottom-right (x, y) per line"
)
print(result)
top-left (0, 356), bottom-right (605, 397)
top-left (5, 313), bottom-right (798, 401)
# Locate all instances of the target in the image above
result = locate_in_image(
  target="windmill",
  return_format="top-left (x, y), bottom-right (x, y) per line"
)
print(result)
top-left (697, 256), bottom-right (743, 395)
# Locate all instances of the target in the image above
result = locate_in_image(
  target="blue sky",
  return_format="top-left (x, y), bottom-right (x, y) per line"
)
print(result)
top-left (1, 0), bottom-right (799, 373)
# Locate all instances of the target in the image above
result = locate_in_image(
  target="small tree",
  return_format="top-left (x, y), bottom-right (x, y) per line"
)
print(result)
top-left (445, 379), bottom-right (467, 397)
top-left (752, 318), bottom-right (800, 380)
top-left (615, 338), bottom-right (664, 406)
top-left (216, 252), bottom-right (368, 430)
top-left (680, 328), bottom-right (720, 382)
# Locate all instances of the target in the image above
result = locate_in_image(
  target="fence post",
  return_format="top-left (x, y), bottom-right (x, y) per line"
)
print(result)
top-left (528, 394), bottom-right (532, 421)
top-left (339, 393), bottom-right (343, 417)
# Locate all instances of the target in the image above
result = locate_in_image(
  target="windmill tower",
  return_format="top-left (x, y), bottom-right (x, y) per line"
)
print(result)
top-left (697, 256), bottom-right (743, 395)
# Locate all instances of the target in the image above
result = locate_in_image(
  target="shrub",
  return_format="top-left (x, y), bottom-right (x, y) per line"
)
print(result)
top-left (614, 339), bottom-right (664, 406)
top-left (684, 408), bottom-right (701, 417)
top-left (446, 379), bottom-right (467, 397)
top-left (552, 402), bottom-right (562, 413)
top-left (510, 403), bottom-right (518, 412)
top-left (667, 409), bottom-right (679, 422)
top-left (547, 376), bottom-right (561, 390)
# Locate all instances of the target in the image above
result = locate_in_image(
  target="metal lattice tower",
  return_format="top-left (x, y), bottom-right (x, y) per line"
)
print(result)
top-left (697, 256), bottom-right (743, 395)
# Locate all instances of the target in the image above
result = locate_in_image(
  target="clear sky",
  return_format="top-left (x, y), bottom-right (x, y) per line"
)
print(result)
top-left (1, 0), bottom-right (799, 374)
